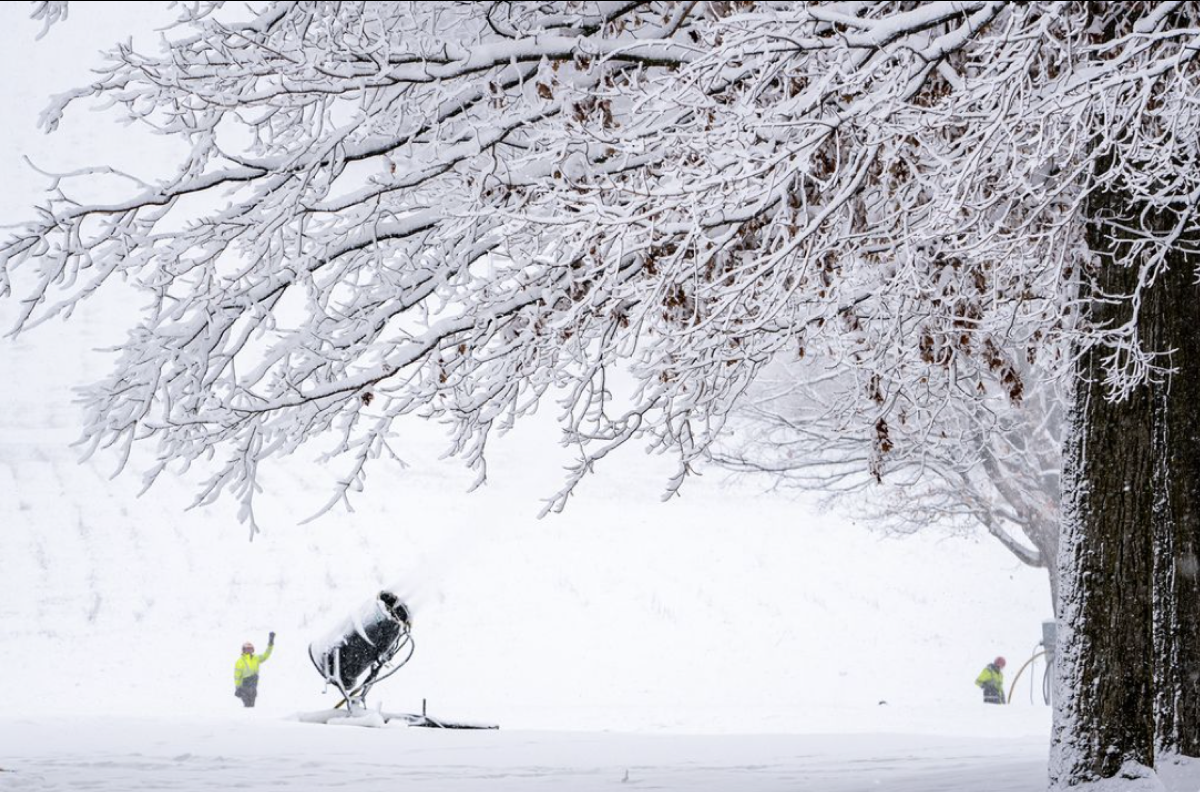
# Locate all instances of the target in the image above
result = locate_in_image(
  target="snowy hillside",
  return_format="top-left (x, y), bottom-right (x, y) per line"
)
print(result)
top-left (0, 292), bottom-right (1054, 734)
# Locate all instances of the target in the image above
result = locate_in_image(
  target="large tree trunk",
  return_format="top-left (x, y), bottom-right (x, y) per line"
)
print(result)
top-left (1050, 296), bottom-right (1157, 785)
top-left (1050, 182), bottom-right (1200, 786)
top-left (1146, 215), bottom-right (1200, 758)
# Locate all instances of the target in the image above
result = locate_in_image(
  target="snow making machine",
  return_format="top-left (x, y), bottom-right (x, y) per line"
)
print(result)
top-left (300, 590), bottom-right (496, 729)
top-left (309, 590), bottom-right (414, 709)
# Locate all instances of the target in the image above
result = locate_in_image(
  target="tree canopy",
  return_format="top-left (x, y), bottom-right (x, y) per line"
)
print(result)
top-left (4, 2), bottom-right (1197, 531)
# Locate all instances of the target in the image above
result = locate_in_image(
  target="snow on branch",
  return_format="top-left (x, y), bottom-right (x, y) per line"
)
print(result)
top-left (29, 1), bottom-right (68, 40)
top-left (4, 1), bottom-right (1200, 525)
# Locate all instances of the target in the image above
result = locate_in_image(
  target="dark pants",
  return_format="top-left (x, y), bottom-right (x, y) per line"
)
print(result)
top-left (236, 675), bottom-right (259, 707)
top-left (982, 685), bottom-right (1004, 704)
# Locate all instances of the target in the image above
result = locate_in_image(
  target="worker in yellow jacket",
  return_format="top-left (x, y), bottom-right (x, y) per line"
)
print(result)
top-left (234, 632), bottom-right (275, 708)
top-left (975, 656), bottom-right (1006, 704)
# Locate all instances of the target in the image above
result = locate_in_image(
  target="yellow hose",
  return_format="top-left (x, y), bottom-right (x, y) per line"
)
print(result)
top-left (1006, 650), bottom-right (1047, 705)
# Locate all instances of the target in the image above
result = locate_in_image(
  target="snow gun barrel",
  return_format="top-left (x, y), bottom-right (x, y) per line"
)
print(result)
top-left (308, 591), bottom-right (413, 697)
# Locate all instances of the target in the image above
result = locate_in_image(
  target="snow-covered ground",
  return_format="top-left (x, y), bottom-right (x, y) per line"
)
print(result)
top-left (1, 716), bottom-right (1051, 792)
top-left (0, 4), bottom-right (1098, 791)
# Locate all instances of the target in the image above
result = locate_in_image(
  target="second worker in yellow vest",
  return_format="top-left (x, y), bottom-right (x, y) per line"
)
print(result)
top-left (975, 656), bottom-right (1006, 704)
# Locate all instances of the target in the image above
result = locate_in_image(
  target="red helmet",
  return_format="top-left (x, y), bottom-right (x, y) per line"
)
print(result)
top-left (994, 656), bottom-right (1007, 668)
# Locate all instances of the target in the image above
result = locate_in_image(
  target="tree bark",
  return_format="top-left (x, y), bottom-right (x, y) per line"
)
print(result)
top-left (1051, 313), bottom-right (1156, 785)
top-left (1146, 213), bottom-right (1200, 758)
top-left (1051, 182), bottom-right (1200, 786)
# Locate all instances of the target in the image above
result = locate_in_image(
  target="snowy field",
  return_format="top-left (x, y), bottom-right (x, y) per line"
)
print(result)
top-left (0, 717), bottom-right (1052, 792)
top-left (0, 3), bottom-right (1136, 791)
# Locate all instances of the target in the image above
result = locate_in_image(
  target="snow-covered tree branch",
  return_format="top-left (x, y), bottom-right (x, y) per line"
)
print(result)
top-left (715, 356), bottom-right (1064, 612)
top-left (4, 1), bottom-right (1098, 531)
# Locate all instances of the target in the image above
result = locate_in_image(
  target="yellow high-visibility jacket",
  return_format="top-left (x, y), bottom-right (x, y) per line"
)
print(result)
top-left (976, 665), bottom-right (1004, 695)
top-left (234, 645), bottom-right (273, 688)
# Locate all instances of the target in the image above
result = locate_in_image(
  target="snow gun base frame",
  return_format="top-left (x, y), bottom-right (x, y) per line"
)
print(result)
top-left (295, 707), bottom-right (499, 730)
